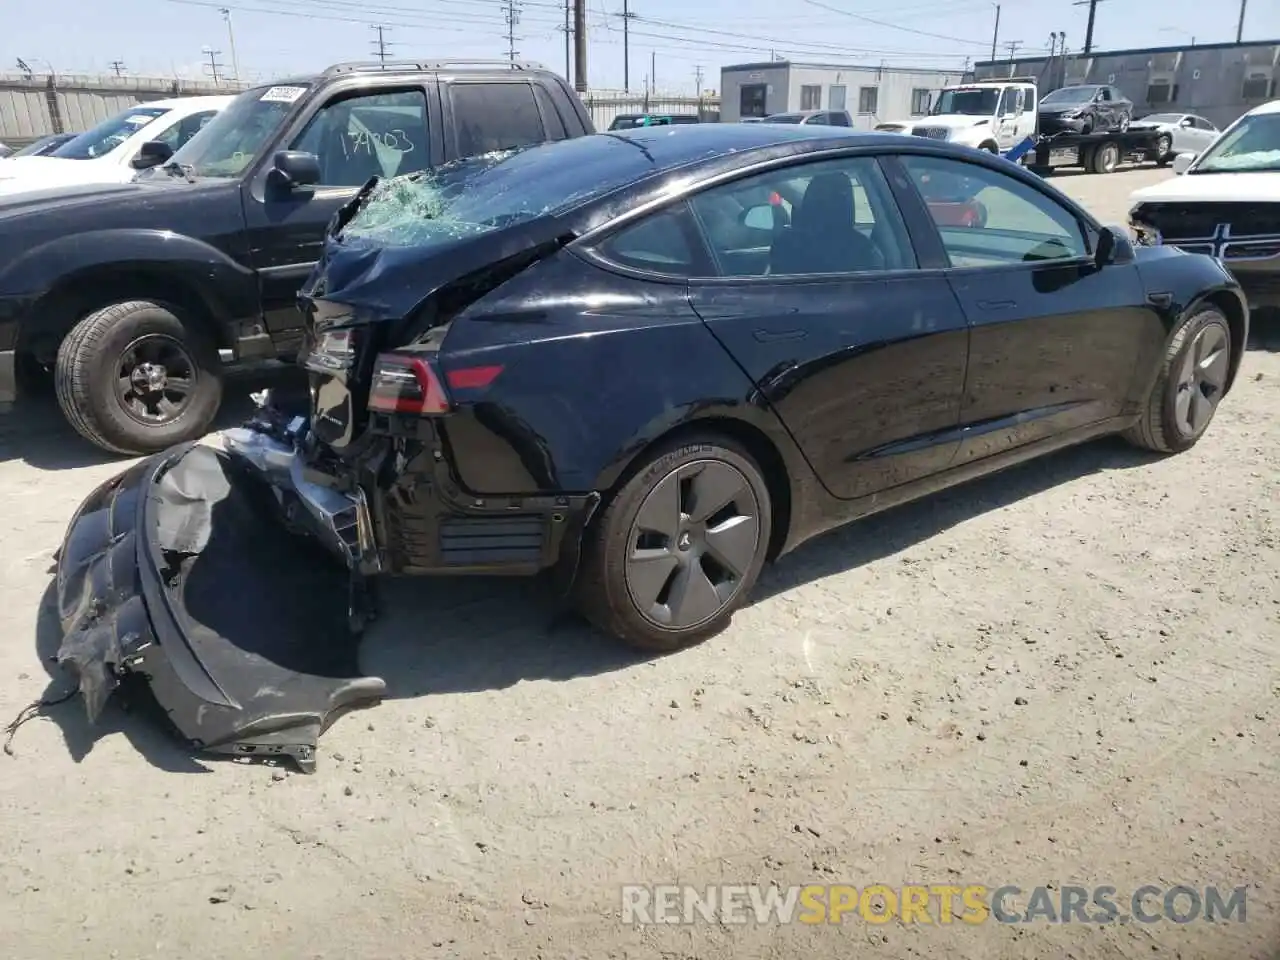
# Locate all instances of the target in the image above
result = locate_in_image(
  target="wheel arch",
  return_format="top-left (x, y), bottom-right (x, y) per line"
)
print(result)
top-left (21, 264), bottom-right (234, 366)
top-left (597, 414), bottom-right (796, 563)
top-left (1195, 288), bottom-right (1249, 394)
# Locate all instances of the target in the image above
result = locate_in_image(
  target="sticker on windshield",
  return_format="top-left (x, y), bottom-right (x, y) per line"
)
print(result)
top-left (260, 85), bottom-right (307, 104)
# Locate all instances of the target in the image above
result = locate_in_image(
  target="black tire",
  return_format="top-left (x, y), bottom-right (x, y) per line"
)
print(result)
top-left (979, 141), bottom-right (999, 154)
top-left (1123, 306), bottom-right (1232, 454)
top-left (55, 300), bottom-right (224, 456)
top-left (1155, 135), bottom-right (1172, 165)
top-left (1080, 122), bottom-right (1093, 136)
top-left (1089, 141), bottom-right (1120, 174)
top-left (576, 434), bottom-right (773, 652)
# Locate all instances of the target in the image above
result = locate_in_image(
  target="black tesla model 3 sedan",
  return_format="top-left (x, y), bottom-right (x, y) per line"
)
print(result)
top-left (54, 123), bottom-right (1247, 769)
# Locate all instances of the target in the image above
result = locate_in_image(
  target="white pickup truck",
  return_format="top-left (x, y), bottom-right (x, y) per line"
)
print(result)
top-left (877, 79), bottom-right (1039, 154)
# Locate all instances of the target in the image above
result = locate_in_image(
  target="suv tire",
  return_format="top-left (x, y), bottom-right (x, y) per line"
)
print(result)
top-left (55, 299), bottom-right (224, 456)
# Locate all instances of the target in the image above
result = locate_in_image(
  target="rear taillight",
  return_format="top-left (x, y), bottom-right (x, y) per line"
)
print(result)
top-left (367, 353), bottom-right (503, 416)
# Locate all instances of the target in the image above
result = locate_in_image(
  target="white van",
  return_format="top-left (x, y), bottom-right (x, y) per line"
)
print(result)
top-left (0, 95), bottom-right (233, 199)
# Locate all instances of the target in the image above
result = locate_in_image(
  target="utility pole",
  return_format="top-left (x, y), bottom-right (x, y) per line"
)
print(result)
top-left (694, 64), bottom-right (703, 100)
top-left (650, 50), bottom-right (656, 96)
top-left (202, 47), bottom-right (224, 84)
top-left (572, 0), bottom-right (586, 92)
top-left (1004, 40), bottom-right (1022, 62)
top-left (1072, 0), bottom-right (1109, 55)
top-left (989, 4), bottom-right (1000, 62)
top-left (503, 0), bottom-right (522, 63)
top-left (219, 7), bottom-right (240, 80)
top-left (560, 0), bottom-right (571, 81)
top-left (621, 0), bottom-right (636, 93)
top-left (370, 25), bottom-right (392, 66)
top-left (1235, 0), bottom-right (1248, 43)
top-left (110, 60), bottom-right (126, 77)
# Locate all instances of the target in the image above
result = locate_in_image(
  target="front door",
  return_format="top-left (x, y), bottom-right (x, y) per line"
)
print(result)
top-left (683, 153), bottom-right (969, 501)
top-left (242, 84), bottom-right (438, 341)
top-left (897, 153), bottom-right (1161, 463)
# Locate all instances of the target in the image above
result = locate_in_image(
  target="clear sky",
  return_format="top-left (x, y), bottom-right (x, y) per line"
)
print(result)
top-left (3, 0), bottom-right (1278, 94)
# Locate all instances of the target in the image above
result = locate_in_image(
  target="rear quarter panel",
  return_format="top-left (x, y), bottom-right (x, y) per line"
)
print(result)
top-left (436, 248), bottom-right (814, 503)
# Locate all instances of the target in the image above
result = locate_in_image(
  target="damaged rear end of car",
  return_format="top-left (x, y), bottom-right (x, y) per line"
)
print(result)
top-left (52, 145), bottom-right (618, 769)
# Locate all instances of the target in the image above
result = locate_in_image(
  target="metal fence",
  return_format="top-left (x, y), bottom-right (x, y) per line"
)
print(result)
top-left (581, 91), bottom-right (721, 129)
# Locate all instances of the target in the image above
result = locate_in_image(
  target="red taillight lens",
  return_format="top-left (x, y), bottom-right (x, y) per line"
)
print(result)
top-left (445, 365), bottom-right (503, 390)
top-left (368, 353), bottom-right (451, 415)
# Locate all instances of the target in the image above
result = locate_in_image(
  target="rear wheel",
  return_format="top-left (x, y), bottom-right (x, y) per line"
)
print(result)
top-left (55, 300), bottom-right (224, 456)
top-left (1123, 306), bottom-right (1232, 454)
top-left (576, 435), bottom-right (772, 651)
top-left (1089, 141), bottom-right (1120, 174)
top-left (1155, 134), bottom-right (1172, 165)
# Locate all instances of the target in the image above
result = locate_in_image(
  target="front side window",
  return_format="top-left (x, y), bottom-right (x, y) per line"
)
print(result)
top-left (1190, 111), bottom-right (1280, 174)
top-left (51, 106), bottom-right (169, 160)
top-left (687, 155), bottom-right (915, 278)
top-left (449, 82), bottom-right (546, 157)
top-left (292, 89), bottom-right (430, 187)
top-left (901, 155), bottom-right (1087, 267)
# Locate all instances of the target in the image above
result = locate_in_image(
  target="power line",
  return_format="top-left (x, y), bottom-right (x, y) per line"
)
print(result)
top-left (801, 0), bottom-right (994, 49)
top-left (370, 24), bottom-right (393, 63)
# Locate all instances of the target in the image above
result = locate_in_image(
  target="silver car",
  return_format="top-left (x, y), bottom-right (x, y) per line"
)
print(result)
top-left (1129, 112), bottom-right (1220, 162)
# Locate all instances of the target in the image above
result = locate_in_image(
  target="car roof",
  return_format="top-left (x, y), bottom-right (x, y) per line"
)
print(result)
top-left (1245, 98), bottom-right (1280, 116)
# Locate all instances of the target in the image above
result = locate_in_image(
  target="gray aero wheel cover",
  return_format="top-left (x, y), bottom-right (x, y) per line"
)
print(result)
top-left (624, 458), bottom-right (761, 631)
top-left (1174, 320), bottom-right (1230, 438)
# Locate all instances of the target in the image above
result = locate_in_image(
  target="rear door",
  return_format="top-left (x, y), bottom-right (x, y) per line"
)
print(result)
top-left (242, 81), bottom-right (440, 343)
top-left (895, 152), bottom-right (1160, 462)
top-left (684, 152), bottom-right (970, 501)
top-left (439, 79), bottom-right (553, 160)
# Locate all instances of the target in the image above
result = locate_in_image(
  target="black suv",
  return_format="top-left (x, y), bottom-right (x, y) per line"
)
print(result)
top-left (0, 60), bottom-right (594, 454)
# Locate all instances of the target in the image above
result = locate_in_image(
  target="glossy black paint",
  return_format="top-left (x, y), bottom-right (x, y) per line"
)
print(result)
top-left (296, 125), bottom-right (1249, 574)
top-left (0, 62), bottom-right (593, 403)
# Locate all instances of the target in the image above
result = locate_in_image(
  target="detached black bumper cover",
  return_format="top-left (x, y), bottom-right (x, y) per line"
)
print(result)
top-left (55, 442), bottom-right (385, 772)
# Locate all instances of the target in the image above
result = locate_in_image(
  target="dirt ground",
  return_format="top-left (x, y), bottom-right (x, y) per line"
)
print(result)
top-left (1, 167), bottom-right (1277, 960)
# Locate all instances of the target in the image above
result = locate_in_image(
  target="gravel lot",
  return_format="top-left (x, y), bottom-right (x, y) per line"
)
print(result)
top-left (1, 166), bottom-right (1277, 960)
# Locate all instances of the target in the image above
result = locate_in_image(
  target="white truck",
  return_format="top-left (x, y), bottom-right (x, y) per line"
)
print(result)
top-left (877, 78), bottom-right (1039, 154)
top-left (878, 77), bottom-right (1168, 175)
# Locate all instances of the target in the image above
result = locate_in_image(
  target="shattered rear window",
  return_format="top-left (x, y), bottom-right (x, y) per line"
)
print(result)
top-left (337, 133), bottom-right (668, 248)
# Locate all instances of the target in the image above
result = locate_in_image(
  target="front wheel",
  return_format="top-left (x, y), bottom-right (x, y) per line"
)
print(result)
top-left (1123, 306), bottom-right (1232, 454)
top-left (1155, 134), bottom-right (1172, 165)
top-left (55, 300), bottom-right (224, 456)
top-left (576, 436), bottom-right (773, 651)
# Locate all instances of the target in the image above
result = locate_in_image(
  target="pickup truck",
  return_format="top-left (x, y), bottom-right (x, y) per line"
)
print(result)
top-left (0, 59), bottom-right (595, 455)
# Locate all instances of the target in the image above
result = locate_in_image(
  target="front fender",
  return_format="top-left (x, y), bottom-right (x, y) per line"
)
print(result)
top-left (0, 228), bottom-right (258, 328)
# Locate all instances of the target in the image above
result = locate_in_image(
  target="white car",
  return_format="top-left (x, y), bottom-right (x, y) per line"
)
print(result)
top-left (1128, 98), bottom-right (1280, 316)
top-left (0, 96), bottom-right (232, 199)
top-left (1127, 112), bottom-right (1221, 162)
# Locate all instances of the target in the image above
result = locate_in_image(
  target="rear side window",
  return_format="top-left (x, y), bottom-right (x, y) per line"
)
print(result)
top-left (532, 86), bottom-right (569, 139)
top-left (595, 205), bottom-right (697, 276)
top-left (450, 82), bottom-right (547, 157)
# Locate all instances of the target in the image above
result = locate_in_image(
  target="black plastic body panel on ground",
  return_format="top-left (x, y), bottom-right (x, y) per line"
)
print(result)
top-left (54, 442), bottom-right (385, 772)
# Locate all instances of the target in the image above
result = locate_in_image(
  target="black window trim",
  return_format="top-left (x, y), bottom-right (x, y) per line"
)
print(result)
top-left (881, 149), bottom-right (1099, 275)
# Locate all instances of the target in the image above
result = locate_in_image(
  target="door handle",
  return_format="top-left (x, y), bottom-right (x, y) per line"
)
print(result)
top-left (976, 299), bottom-right (1017, 310)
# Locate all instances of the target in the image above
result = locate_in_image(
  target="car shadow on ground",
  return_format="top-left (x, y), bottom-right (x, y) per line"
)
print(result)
top-left (24, 431), bottom-right (1166, 772)
top-left (0, 362), bottom-right (308, 471)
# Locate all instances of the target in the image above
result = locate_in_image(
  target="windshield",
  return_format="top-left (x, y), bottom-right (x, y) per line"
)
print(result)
top-left (168, 84), bottom-right (308, 178)
top-left (50, 106), bottom-right (168, 160)
top-left (762, 114), bottom-right (803, 124)
top-left (931, 88), bottom-right (1001, 116)
top-left (339, 134), bottom-right (665, 248)
top-left (1041, 86), bottom-right (1096, 106)
top-left (1140, 113), bottom-right (1182, 124)
top-left (1191, 112), bottom-right (1280, 174)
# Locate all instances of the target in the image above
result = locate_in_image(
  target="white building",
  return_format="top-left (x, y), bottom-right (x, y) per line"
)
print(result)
top-left (718, 60), bottom-right (966, 127)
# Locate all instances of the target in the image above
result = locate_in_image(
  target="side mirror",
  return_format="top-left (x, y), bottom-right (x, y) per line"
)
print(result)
top-left (268, 150), bottom-right (321, 190)
top-left (1094, 225), bottom-right (1135, 268)
top-left (131, 140), bottom-right (173, 170)
top-left (1180, 117), bottom-right (1195, 127)
top-left (1171, 152), bottom-right (1196, 175)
